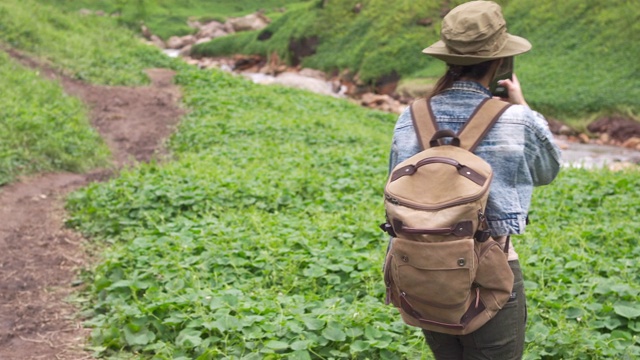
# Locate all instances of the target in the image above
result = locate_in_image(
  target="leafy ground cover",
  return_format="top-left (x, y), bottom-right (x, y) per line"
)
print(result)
top-left (66, 67), bottom-right (427, 359)
top-left (66, 65), bottom-right (640, 359)
top-left (0, 52), bottom-right (109, 185)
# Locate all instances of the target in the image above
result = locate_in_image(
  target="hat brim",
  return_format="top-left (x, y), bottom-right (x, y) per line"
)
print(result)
top-left (422, 34), bottom-right (532, 65)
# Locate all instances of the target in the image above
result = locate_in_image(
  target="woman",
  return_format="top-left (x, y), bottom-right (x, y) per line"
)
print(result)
top-left (388, 1), bottom-right (561, 359)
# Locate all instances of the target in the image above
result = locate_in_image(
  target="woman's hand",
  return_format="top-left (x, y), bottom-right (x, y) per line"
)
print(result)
top-left (495, 73), bottom-right (529, 108)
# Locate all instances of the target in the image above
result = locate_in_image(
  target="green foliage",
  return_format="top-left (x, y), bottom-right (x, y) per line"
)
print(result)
top-left (66, 66), bottom-right (640, 359)
top-left (0, 0), bottom-right (179, 85)
top-left (522, 168), bottom-right (640, 358)
top-left (32, 0), bottom-right (640, 118)
top-left (0, 52), bottom-right (109, 185)
top-left (193, 0), bottom-right (640, 119)
top-left (38, 0), bottom-right (309, 40)
top-left (67, 67), bottom-right (433, 358)
top-left (191, 1), bottom-right (318, 65)
top-left (505, 0), bottom-right (640, 118)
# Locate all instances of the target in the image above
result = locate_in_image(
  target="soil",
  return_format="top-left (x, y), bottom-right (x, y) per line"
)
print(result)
top-left (0, 50), bottom-right (185, 359)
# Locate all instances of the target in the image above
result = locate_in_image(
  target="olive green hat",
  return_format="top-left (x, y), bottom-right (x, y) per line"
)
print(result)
top-left (422, 1), bottom-right (531, 65)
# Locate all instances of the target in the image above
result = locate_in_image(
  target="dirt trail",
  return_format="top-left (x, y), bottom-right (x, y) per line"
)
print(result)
top-left (0, 51), bottom-right (184, 359)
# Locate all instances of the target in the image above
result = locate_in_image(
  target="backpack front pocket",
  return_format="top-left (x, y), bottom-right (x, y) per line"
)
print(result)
top-left (390, 237), bottom-right (475, 308)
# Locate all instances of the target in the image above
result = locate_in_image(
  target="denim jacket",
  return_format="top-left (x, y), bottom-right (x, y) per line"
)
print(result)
top-left (389, 81), bottom-right (561, 237)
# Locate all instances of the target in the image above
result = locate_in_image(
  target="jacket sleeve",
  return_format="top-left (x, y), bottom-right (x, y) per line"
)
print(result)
top-left (524, 110), bottom-right (562, 186)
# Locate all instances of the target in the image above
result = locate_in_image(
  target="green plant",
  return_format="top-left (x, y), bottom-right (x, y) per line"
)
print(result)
top-left (0, 52), bottom-right (109, 185)
top-left (0, 0), bottom-right (180, 85)
top-left (66, 66), bottom-right (640, 359)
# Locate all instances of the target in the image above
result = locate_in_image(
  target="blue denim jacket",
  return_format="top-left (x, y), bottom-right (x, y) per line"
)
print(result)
top-left (389, 81), bottom-right (561, 236)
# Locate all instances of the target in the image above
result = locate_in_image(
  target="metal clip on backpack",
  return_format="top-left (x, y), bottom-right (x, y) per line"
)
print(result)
top-left (381, 98), bottom-right (515, 335)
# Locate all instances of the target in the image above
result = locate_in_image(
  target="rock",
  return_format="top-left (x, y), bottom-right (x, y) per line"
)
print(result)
top-left (194, 37), bottom-right (211, 46)
top-left (141, 25), bottom-right (153, 40)
top-left (197, 21), bottom-right (225, 38)
top-left (228, 13), bottom-right (270, 32)
top-left (622, 137), bottom-right (640, 149)
top-left (599, 132), bottom-right (610, 144)
top-left (181, 35), bottom-right (197, 46)
top-left (547, 118), bottom-right (577, 136)
top-left (578, 133), bottom-right (590, 143)
top-left (150, 35), bottom-right (165, 49)
top-left (187, 19), bottom-right (202, 29)
top-left (360, 93), bottom-right (403, 113)
top-left (167, 36), bottom-right (184, 49)
top-left (223, 21), bottom-right (235, 34)
top-left (299, 68), bottom-right (326, 80)
top-left (396, 80), bottom-right (433, 99)
top-left (233, 55), bottom-right (264, 71)
top-left (272, 72), bottom-right (340, 97)
top-left (558, 125), bottom-right (575, 136)
top-left (374, 71), bottom-right (400, 95)
top-left (608, 162), bottom-right (637, 172)
top-left (211, 29), bottom-right (228, 39)
top-left (179, 45), bottom-right (193, 56)
top-left (587, 116), bottom-right (640, 143)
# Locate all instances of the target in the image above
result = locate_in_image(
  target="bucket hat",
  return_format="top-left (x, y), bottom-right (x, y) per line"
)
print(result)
top-left (422, 1), bottom-right (531, 65)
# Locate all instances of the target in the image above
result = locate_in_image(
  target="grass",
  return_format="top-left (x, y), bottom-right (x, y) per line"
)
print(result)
top-left (36, 0), bottom-right (310, 40)
top-left (0, 0), bottom-right (179, 85)
top-left (193, 0), bottom-right (640, 122)
top-left (0, 0), bottom-right (185, 185)
top-left (0, 51), bottom-right (110, 185)
top-left (32, 0), bottom-right (640, 120)
top-left (65, 66), bottom-right (640, 359)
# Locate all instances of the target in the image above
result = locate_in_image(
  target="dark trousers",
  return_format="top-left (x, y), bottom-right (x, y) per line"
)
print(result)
top-left (423, 260), bottom-right (527, 360)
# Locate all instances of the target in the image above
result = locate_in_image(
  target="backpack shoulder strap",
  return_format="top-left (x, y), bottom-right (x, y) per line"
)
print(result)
top-left (410, 97), bottom-right (511, 152)
top-left (409, 98), bottom-right (438, 151)
top-left (457, 98), bottom-right (512, 151)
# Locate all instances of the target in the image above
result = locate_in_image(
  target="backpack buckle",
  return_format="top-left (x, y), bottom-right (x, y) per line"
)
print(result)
top-left (380, 223), bottom-right (397, 237)
top-left (474, 229), bottom-right (491, 243)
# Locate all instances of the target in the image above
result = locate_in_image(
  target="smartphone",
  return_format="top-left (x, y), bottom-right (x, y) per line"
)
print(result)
top-left (490, 57), bottom-right (513, 98)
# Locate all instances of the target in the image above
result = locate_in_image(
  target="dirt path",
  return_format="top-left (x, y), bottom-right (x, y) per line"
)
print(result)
top-left (0, 51), bottom-right (185, 359)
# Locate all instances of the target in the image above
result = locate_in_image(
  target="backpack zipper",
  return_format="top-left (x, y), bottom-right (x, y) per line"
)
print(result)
top-left (385, 183), bottom-right (490, 211)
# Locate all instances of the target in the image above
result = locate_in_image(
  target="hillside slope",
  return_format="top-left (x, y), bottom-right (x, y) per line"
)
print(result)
top-left (196, 0), bottom-right (639, 119)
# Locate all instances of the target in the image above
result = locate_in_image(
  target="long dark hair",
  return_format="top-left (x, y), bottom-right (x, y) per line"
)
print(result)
top-left (430, 60), bottom-right (496, 98)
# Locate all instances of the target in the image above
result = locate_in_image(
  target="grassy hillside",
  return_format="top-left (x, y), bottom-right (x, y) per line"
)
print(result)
top-left (194, 0), bottom-right (640, 120)
top-left (0, 0), bottom-right (178, 85)
top-left (36, 0), bottom-right (639, 120)
top-left (37, 0), bottom-right (309, 40)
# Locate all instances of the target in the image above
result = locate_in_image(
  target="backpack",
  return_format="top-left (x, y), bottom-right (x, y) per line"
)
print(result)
top-left (380, 97), bottom-right (515, 335)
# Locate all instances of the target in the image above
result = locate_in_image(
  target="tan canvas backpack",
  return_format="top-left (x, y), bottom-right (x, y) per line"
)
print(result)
top-left (381, 97), bottom-right (515, 335)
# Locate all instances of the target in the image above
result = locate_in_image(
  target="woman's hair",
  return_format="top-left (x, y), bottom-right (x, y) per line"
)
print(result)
top-left (429, 60), bottom-right (496, 98)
